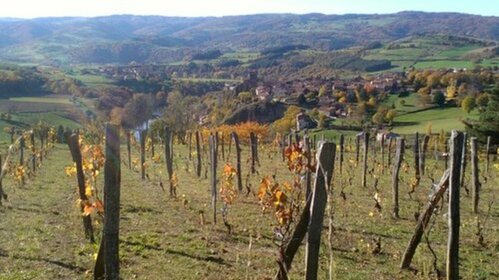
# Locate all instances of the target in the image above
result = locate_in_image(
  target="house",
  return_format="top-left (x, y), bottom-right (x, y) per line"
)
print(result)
top-left (255, 86), bottom-right (272, 101)
top-left (296, 112), bottom-right (317, 131)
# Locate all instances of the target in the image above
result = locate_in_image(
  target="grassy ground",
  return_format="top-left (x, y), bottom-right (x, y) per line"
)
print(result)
top-left (392, 107), bottom-right (479, 134)
top-left (0, 137), bottom-right (497, 279)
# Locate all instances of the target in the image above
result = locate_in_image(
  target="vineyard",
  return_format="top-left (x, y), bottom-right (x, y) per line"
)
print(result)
top-left (0, 123), bottom-right (498, 280)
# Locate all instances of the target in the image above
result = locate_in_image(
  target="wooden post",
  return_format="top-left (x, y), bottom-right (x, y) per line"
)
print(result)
top-left (447, 130), bottom-right (463, 280)
top-left (150, 131), bottom-right (155, 158)
top-left (221, 132), bottom-right (225, 161)
top-left (420, 135), bottom-right (430, 176)
top-left (140, 130), bottom-right (147, 180)
top-left (0, 153), bottom-right (4, 205)
top-left (164, 127), bottom-right (175, 197)
top-left (19, 136), bottom-right (25, 165)
top-left (188, 132), bottom-right (192, 161)
top-left (355, 134), bottom-right (360, 165)
top-left (231, 132), bottom-right (243, 192)
top-left (209, 135), bottom-right (217, 224)
top-left (380, 134), bottom-right (385, 174)
top-left (339, 134), bottom-right (344, 174)
top-left (485, 136), bottom-right (491, 174)
top-left (459, 133), bottom-right (467, 192)
top-left (388, 137), bottom-right (393, 167)
top-left (67, 134), bottom-right (94, 243)
top-left (10, 127), bottom-right (15, 144)
top-left (250, 132), bottom-right (257, 174)
top-left (195, 131), bottom-right (202, 178)
top-left (303, 135), bottom-right (312, 198)
top-left (30, 132), bottom-right (36, 173)
top-left (305, 141), bottom-right (335, 280)
top-left (413, 132), bottom-right (420, 182)
top-left (100, 124), bottom-right (121, 279)
top-left (400, 169), bottom-right (450, 269)
top-left (126, 130), bottom-right (131, 170)
top-left (470, 137), bottom-right (480, 214)
top-left (362, 132), bottom-right (369, 188)
top-left (392, 137), bottom-right (404, 219)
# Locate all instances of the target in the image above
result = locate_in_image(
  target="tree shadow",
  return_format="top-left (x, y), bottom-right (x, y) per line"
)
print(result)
top-left (0, 250), bottom-right (87, 272)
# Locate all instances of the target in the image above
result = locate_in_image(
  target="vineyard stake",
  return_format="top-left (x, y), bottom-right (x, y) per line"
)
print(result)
top-left (470, 137), bottom-right (480, 214)
top-left (209, 135), bottom-right (217, 224)
top-left (140, 130), bottom-right (147, 180)
top-left (164, 127), bottom-right (175, 197)
top-left (447, 130), bottom-right (464, 280)
top-left (392, 137), bottom-right (404, 219)
top-left (67, 134), bottom-right (95, 243)
top-left (361, 132), bottom-right (369, 188)
top-left (231, 132), bottom-right (243, 192)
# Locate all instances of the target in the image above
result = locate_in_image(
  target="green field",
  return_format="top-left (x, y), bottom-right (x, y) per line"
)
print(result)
top-left (392, 107), bottom-right (479, 134)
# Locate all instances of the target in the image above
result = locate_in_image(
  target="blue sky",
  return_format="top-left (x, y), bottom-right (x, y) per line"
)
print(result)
top-left (1, 0), bottom-right (497, 18)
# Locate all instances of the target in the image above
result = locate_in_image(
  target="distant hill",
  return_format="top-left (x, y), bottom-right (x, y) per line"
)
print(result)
top-left (0, 12), bottom-right (497, 65)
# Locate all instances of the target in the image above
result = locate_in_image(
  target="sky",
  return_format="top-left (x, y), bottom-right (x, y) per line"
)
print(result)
top-left (0, 0), bottom-right (497, 18)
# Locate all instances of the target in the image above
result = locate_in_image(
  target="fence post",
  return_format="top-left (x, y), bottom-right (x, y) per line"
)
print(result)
top-left (195, 131), bottom-right (202, 178)
top-left (420, 135), bottom-right (430, 176)
top-left (459, 133), bottom-right (468, 193)
top-left (102, 123), bottom-right (121, 280)
top-left (231, 132), bottom-right (243, 192)
top-left (470, 137), bottom-right (480, 214)
top-left (355, 134), bottom-right (360, 165)
top-left (303, 135), bottom-right (312, 198)
top-left (0, 154), bottom-right (4, 205)
top-left (447, 130), bottom-right (463, 280)
top-left (19, 136), bottom-right (25, 166)
top-left (126, 130), bottom-right (131, 170)
top-left (140, 130), bottom-right (147, 180)
top-left (392, 137), bottom-right (404, 219)
top-left (67, 134), bottom-right (94, 243)
top-left (362, 132), bottom-right (369, 188)
top-left (339, 134), bottom-right (344, 174)
top-left (414, 132), bottom-right (420, 183)
top-left (250, 132), bottom-right (257, 174)
top-left (164, 127), bottom-right (175, 197)
top-left (188, 132), bottom-right (192, 161)
top-left (388, 137), bottom-right (393, 167)
top-left (30, 132), bottom-right (36, 173)
top-left (485, 136), bottom-right (491, 174)
top-left (209, 135), bottom-right (217, 224)
top-left (305, 141), bottom-right (335, 280)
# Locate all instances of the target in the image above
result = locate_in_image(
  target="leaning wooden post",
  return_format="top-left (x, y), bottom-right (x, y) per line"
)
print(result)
top-left (164, 127), bottom-right (175, 197)
top-left (231, 132), bottom-right (243, 192)
top-left (250, 132), bottom-right (257, 174)
top-left (339, 134), bottom-right (344, 174)
top-left (413, 132), bottom-right (420, 182)
top-left (140, 130), bottom-right (147, 180)
top-left (419, 135), bottom-right (430, 176)
top-left (68, 134), bottom-right (94, 243)
top-left (305, 141), bottom-right (335, 280)
top-left (400, 169), bottom-right (451, 269)
top-left (361, 132), bottom-right (369, 188)
top-left (447, 130), bottom-right (464, 280)
top-left (485, 136), bottom-right (491, 174)
top-left (102, 123), bottom-right (121, 280)
top-left (10, 127), bottom-right (15, 144)
top-left (470, 137), bottom-right (480, 214)
top-left (126, 130), bottom-right (131, 170)
top-left (209, 135), bottom-right (217, 224)
top-left (195, 131), bottom-right (202, 178)
top-left (392, 137), bottom-right (404, 219)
